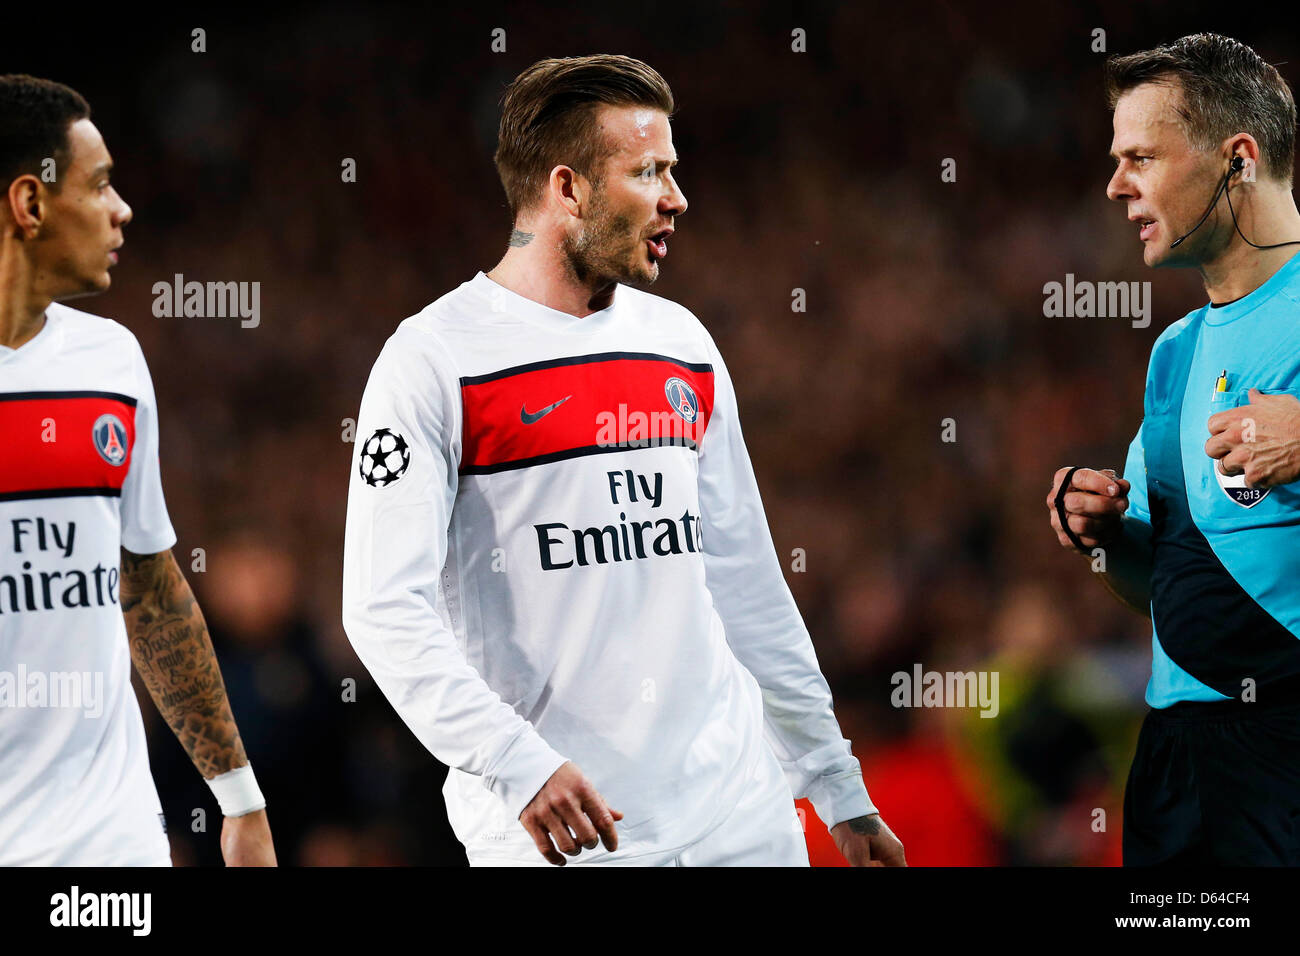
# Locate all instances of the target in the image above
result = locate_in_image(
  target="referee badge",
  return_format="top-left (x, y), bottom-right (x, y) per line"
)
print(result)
top-left (1213, 462), bottom-right (1270, 508)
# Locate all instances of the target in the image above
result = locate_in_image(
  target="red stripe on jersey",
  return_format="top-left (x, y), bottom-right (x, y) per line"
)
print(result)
top-left (0, 394), bottom-right (137, 498)
top-left (459, 354), bottom-right (714, 474)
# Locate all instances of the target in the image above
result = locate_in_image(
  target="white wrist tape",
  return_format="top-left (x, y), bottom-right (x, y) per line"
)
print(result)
top-left (205, 764), bottom-right (266, 817)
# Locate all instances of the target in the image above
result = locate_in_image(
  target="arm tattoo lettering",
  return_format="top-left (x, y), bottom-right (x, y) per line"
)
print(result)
top-left (120, 548), bottom-right (248, 779)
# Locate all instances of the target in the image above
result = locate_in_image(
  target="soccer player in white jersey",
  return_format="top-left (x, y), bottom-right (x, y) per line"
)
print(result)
top-left (0, 75), bottom-right (275, 865)
top-left (343, 55), bottom-right (904, 867)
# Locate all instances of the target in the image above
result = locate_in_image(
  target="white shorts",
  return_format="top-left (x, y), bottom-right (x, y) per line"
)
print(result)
top-left (468, 744), bottom-right (809, 867)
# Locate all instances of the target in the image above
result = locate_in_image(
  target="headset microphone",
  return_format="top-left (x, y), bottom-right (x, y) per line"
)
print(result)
top-left (1169, 156), bottom-right (1244, 248)
top-left (1168, 155), bottom-right (1300, 250)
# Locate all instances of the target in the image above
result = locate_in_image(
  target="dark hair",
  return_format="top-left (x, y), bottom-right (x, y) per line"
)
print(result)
top-left (1105, 33), bottom-right (1296, 184)
top-left (0, 75), bottom-right (91, 195)
top-left (494, 54), bottom-right (675, 222)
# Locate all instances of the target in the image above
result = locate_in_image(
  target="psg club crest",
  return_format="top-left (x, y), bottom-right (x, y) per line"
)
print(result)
top-left (359, 427), bottom-right (411, 487)
top-left (1213, 460), bottom-right (1271, 508)
top-left (91, 413), bottom-right (128, 466)
top-left (664, 377), bottom-right (699, 424)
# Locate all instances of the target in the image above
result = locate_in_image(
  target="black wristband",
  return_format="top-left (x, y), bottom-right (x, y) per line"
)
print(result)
top-left (1054, 466), bottom-right (1090, 554)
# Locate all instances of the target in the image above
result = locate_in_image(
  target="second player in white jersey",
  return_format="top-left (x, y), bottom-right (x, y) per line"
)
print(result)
top-left (343, 272), bottom-right (879, 863)
top-left (344, 54), bottom-right (903, 867)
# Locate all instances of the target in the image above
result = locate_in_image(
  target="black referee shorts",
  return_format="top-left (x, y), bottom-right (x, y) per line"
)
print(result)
top-left (1123, 694), bottom-right (1300, 866)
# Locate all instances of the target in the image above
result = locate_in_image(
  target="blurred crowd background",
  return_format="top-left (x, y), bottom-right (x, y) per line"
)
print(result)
top-left (6, 0), bottom-right (1294, 865)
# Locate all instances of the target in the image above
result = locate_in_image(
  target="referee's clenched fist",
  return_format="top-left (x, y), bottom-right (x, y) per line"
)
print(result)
top-left (1046, 467), bottom-right (1130, 552)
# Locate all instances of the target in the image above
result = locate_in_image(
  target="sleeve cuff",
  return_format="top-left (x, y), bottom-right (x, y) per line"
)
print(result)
top-left (483, 729), bottom-right (570, 821)
top-left (120, 527), bottom-right (177, 557)
top-left (807, 770), bottom-right (877, 830)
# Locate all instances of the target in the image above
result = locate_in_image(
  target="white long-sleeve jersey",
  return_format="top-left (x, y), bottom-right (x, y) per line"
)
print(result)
top-left (342, 271), bottom-right (875, 861)
top-left (1, 304), bottom-right (175, 865)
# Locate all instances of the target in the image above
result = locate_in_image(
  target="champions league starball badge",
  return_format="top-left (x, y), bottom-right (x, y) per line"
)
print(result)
top-left (359, 427), bottom-right (411, 487)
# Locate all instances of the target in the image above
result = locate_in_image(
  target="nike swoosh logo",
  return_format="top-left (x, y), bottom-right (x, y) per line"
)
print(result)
top-left (520, 395), bottom-right (572, 424)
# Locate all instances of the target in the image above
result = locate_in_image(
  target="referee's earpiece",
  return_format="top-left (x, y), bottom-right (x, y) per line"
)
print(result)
top-left (1169, 153), bottom-right (1299, 250)
top-left (1169, 159), bottom-right (1240, 248)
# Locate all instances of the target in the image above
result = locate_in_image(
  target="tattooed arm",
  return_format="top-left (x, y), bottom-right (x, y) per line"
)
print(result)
top-left (120, 547), bottom-right (277, 866)
top-left (830, 814), bottom-right (907, 867)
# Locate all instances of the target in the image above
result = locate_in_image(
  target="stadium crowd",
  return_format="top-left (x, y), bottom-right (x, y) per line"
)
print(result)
top-left (45, 1), bottom-right (1265, 864)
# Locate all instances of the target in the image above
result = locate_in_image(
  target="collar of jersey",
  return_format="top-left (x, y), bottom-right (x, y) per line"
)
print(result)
top-left (0, 306), bottom-right (63, 363)
top-left (1203, 248), bottom-right (1300, 326)
top-left (472, 271), bottom-right (619, 335)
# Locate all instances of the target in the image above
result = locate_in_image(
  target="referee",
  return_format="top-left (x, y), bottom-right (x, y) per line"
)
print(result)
top-left (1048, 34), bottom-right (1300, 865)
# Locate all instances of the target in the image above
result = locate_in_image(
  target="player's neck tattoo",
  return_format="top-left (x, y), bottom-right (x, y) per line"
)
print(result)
top-left (509, 229), bottom-right (534, 247)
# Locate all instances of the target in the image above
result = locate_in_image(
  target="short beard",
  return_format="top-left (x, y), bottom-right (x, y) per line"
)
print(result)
top-left (562, 187), bottom-right (654, 289)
